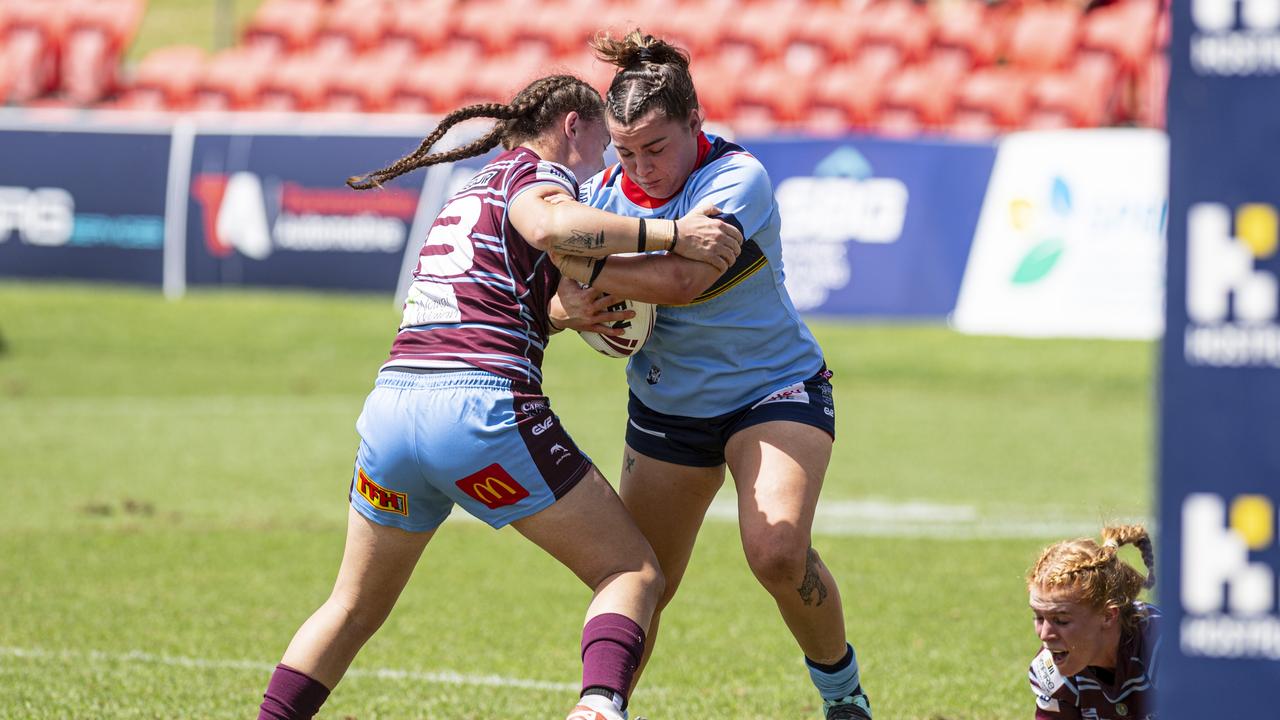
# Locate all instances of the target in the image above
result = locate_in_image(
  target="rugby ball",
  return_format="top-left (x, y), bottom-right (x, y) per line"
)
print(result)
top-left (577, 298), bottom-right (655, 358)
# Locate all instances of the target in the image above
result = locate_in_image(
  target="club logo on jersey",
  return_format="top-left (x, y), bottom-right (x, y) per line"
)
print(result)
top-left (456, 463), bottom-right (530, 510)
top-left (1181, 492), bottom-right (1280, 659)
top-left (356, 468), bottom-right (408, 516)
top-left (753, 381), bottom-right (810, 408)
top-left (1184, 202), bottom-right (1280, 368)
top-left (646, 366), bottom-right (662, 385)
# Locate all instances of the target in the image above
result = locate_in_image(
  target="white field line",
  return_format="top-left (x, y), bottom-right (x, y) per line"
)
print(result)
top-left (708, 499), bottom-right (1151, 540)
top-left (448, 497), bottom-right (1148, 540)
top-left (0, 646), bottom-right (578, 693)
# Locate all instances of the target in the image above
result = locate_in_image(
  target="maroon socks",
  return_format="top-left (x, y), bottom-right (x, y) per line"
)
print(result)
top-left (580, 612), bottom-right (647, 711)
top-left (258, 664), bottom-right (330, 720)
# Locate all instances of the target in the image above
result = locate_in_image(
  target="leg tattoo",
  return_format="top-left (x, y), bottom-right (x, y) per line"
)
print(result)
top-left (624, 453), bottom-right (636, 475)
top-left (797, 547), bottom-right (829, 607)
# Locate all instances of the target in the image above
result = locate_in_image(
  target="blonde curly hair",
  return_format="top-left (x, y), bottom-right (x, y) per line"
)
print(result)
top-left (1028, 524), bottom-right (1155, 627)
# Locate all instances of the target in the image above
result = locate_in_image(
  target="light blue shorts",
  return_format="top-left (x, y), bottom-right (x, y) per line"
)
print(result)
top-left (348, 369), bottom-right (593, 532)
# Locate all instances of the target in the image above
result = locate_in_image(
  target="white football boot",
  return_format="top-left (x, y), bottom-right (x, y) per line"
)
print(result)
top-left (565, 693), bottom-right (626, 720)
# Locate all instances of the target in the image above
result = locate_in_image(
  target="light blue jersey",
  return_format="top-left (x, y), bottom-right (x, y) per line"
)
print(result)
top-left (580, 132), bottom-right (824, 418)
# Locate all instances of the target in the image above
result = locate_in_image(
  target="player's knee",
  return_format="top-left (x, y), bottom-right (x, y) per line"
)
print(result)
top-left (743, 531), bottom-right (810, 588)
top-left (326, 592), bottom-right (395, 639)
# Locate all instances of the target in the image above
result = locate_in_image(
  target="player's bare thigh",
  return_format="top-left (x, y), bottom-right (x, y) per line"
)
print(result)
top-left (618, 444), bottom-right (724, 593)
top-left (724, 420), bottom-right (833, 537)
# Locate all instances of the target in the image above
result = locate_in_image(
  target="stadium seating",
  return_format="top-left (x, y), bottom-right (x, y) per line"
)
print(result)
top-left (4, 0), bottom-right (1170, 138)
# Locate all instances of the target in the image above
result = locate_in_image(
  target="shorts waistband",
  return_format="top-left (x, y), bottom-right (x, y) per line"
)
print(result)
top-left (375, 367), bottom-right (513, 391)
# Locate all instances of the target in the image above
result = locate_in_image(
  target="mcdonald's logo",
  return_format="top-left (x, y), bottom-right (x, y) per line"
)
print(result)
top-left (356, 468), bottom-right (408, 516)
top-left (455, 463), bottom-right (530, 510)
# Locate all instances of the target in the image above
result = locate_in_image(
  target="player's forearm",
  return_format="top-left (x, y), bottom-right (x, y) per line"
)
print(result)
top-left (560, 254), bottom-right (720, 305)
top-left (541, 202), bottom-right (677, 258)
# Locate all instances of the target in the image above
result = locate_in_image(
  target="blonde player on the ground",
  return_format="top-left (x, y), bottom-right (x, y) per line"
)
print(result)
top-left (1027, 525), bottom-right (1160, 719)
top-left (552, 31), bottom-right (872, 720)
top-left (254, 74), bottom-right (742, 720)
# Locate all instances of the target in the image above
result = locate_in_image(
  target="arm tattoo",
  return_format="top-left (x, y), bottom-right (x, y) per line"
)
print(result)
top-left (797, 547), bottom-right (829, 607)
top-left (624, 454), bottom-right (636, 474)
top-left (554, 229), bottom-right (605, 253)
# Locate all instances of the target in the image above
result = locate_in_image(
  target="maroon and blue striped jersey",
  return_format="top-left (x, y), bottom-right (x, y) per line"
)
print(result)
top-left (383, 147), bottom-right (576, 388)
top-left (1028, 603), bottom-right (1161, 720)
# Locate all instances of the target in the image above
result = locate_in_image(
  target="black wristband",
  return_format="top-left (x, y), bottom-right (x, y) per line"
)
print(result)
top-left (637, 218), bottom-right (647, 254)
top-left (669, 219), bottom-right (679, 253)
top-left (587, 256), bottom-right (608, 287)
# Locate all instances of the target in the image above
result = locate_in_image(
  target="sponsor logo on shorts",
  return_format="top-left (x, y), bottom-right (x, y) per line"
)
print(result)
top-left (549, 443), bottom-right (572, 465)
top-left (456, 463), bottom-right (530, 509)
top-left (356, 468), bottom-right (408, 516)
top-left (753, 382), bottom-right (810, 408)
top-left (521, 399), bottom-right (548, 414)
top-left (531, 417), bottom-right (555, 436)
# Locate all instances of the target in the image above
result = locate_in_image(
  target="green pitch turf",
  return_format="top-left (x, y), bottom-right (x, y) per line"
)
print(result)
top-left (0, 281), bottom-right (1154, 719)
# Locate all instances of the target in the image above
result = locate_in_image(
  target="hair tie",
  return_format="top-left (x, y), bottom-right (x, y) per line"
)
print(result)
top-left (636, 47), bottom-right (656, 63)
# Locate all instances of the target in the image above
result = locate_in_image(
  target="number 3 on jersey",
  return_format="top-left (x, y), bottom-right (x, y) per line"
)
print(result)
top-left (401, 195), bottom-right (483, 327)
top-left (418, 195), bottom-right (482, 277)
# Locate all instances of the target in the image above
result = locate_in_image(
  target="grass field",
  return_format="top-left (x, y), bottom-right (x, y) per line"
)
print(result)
top-left (0, 281), bottom-right (1155, 719)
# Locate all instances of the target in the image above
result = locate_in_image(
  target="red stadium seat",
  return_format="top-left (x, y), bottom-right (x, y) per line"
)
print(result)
top-left (853, 0), bottom-right (934, 66)
top-left (124, 45), bottom-right (206, 109)
top-left (655, 0), bottom-right (729, 58)
top-left (60, 0), bottom-right (146, 105)
top-left (688, 56), bottom-right (738, 122)
top-left (807, 62), bottom-right (888, 131)
top-left (2, 0), bottom-right (67, 103)
top-left (1081, 0), bottom-right (1158, 73)
top-left (243, 0), bottom-right (325, 55)
top-left (787, 4), bottom-right (863, 64)
top-left (1006, 3), bottom-right (1082, 71)
top-left (932, 0), bottom-right (999, 67)
top-left (733, 65), bottom-right (811, 124)
top-left (517, 0), bottom-right (594, 57)
top-left (325, 52), bottom-right (403, 112)
top-left (259, 52), bottom-right (335, 111)
top-left (384, 0), bottom-right (457, 55)
top-left (314, 0), bottom-right (391, 55)
top-left (394, 49), bottom-right (481, 113)
top-left (1026, 66), bottom-right (1114, 128)
top-left (192, 49), bottom-right (270, 111)
top-left (878, 62), bottom-right (957, 135)
top-left (951, 66), bottom-right (1032, 135)
top-left (721, 0), bottom-right (798, 61)
top-left (452, 0), bottom-right (523, 54)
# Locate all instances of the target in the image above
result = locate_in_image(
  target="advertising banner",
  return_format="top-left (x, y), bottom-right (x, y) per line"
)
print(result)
top-left (184, 132), bottom-right (433, 292)
top-left (1159, 0), bottom-right (1280, 716)
top-left (751, 137), bottom-right (995, 318)
top-left (0, 128), bottom-right (170, 284)
top-left (952, 129), bottom-right (1168, 340)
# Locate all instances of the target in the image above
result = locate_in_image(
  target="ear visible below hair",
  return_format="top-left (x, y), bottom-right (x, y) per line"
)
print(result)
top-left (563, 110), bottom-right (580, 139)
top-left (1101, 605), bottom-right (1120, 628)
top-left (688, 107), bottom-right (704, 135)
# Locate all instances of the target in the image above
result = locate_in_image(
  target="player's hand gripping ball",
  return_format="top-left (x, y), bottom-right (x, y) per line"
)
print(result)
top-left (578, 298), bottom-right (655, 358)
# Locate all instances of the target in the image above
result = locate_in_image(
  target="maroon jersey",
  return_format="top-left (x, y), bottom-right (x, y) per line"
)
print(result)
top-left (383, 148), bottom-right (576, 388)
top-left (1028, 603), bottom-right (1161, 720)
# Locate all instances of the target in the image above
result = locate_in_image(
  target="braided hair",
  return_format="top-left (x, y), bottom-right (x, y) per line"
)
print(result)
top-left (348, 74), bottom-right (602, 190)
top-left (1029, 524), bottom-right (1156, 629)
top-left (591, 29), bottom-right (699, 126)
